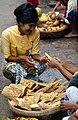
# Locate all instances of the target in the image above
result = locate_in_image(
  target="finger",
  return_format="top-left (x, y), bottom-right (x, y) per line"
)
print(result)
top-left (28, 58), bottom-right (34, 62)
top-left (60, 109), bottom-right (65, 111)
top-left (26, 62), bottom-right (34, 67)
top-left (54, 57), bottom-right (61, 62)
top-left (60, 105), bottom-right (65, 110)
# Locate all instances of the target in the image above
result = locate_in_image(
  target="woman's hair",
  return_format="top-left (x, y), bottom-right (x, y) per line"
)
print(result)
top-left (14, 3), bottom-right (38, 24)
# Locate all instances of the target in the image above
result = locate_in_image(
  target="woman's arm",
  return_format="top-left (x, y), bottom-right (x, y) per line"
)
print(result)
top-left (32, 54), bottom-right (47, 64)
top-left (6, 55), bottom-right (34, 67)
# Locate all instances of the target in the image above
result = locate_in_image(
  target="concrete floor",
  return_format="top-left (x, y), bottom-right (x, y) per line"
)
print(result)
top-left (0, 0), bottom-right (78, 120)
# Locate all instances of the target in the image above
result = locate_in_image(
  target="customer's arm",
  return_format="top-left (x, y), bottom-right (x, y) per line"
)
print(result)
top-left (62, 62), bottom-right (78, 74)
top-left (60, 101), bottom-right (78, 111)
top-left (68, 110), bottom-right (78, 120)
top-left (47, 57), bottom-right (73, 80)
top-left (54, 57), bottom-right (78, 74)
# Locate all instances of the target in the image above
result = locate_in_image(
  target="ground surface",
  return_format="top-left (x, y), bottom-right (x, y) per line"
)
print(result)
top-left (0, 0), bottom-right (78, 120)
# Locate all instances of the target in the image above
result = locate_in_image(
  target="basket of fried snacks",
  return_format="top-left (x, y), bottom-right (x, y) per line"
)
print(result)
top-left (2, 78), bottom-right (69, 116)
top-left (0, 115), bottom-right (38, 120)
top-left (37, 12), bottom-right (71, 39)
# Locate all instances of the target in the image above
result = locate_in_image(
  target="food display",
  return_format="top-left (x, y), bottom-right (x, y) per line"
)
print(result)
top-left (36, 7), bottom-right (48, 22)
top-left (38, 13), bottom-right (48, 22)
top-left (0, 116), bottom-right (38, 120)
top-left (36, 7), bottom-right (42, 17)
top-left (2, 78), bottom-right (69, 116)
top-left (15, 117), bottom-right (38, 120)
top-left (37, 11), bottom-right (71, 39)
top-left (37, 12), bottom-right (68, 32)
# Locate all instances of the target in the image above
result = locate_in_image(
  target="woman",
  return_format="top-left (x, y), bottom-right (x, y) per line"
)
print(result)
top-left (1, 3), bottom-right (47, 84)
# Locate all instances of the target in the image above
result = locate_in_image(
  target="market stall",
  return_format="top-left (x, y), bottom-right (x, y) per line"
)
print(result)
top-left (36, 9), bottom-right (71, 39)
top-left (2, 77), bottom-right (68, 119)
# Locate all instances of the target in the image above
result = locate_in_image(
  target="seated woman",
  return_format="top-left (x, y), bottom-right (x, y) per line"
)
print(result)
top-left (1, 3), bottom-right (47, 84)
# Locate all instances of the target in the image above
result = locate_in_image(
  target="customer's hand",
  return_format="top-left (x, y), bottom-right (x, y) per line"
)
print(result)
top-left (60, 100), bottom-right (77, 111)
top-left (47, 57), bottom-right (60, 68)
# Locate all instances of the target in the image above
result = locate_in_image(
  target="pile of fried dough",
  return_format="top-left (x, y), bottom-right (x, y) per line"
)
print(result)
top-left (2, 78), bottom-right (68, 111)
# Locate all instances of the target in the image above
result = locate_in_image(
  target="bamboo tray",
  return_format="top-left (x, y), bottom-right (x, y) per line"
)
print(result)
top-left (8, 100), bottom-right (60, 117)
top-left (40, 26), bottom-right (71, 39)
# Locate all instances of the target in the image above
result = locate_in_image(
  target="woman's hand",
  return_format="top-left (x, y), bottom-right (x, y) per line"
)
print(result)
top-left (40, 56), bottom-right (47, 64)
top-left (19, 56), bottom-right (34, 67)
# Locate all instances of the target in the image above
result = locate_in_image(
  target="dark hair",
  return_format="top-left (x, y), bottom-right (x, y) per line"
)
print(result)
top-left (60, 0), bottom-right (68, 6)
top-left (14, 3), bottom-right (38, 24)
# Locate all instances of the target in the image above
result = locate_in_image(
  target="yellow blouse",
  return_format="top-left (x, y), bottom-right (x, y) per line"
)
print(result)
top-left (1, 25), bottom-right (40, 58)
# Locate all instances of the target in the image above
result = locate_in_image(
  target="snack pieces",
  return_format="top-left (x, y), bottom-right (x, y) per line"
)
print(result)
top-left (45, 52), bottom-right (52, 60)
top-left (37, 12), bottom-right (68, 32)
top-left (0, 116), bottom-right (38, 120)
top-left (2, 78), bottom-right (69, 111)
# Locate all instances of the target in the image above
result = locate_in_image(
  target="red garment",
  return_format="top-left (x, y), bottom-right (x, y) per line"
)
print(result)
top-left (27, 0), bottom-right (39, 7)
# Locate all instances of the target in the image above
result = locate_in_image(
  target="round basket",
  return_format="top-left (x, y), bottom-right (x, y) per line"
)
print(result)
top-left (8, 100), bottom-right (60, 117)
top-left (40, 25), bottom-right (71, 39)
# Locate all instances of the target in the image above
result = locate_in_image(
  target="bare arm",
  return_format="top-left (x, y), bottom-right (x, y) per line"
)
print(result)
top-left (47, 57), bottom-right (73, 80)
top-left (52, 1), bottom-right (61, 12)
top-left (56, 63), bottom-right (73, 80)
top-left (62, 62), bottom-right (78, 74)
top-left (32, 54), bottom-right (41, 61)
top-left (6, 55), bottom-right (34, 67)
top-left (68, 111), bottom-right (78, 120)
top-left (32, 54), bottom-right (47, 64)
top-left (55, 57), bottom-right (78, 74)
top-left (60, 101), bottom-right (78, 111)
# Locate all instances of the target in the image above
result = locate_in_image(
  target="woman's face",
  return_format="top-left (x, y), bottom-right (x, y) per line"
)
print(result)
top-left (18, 23), bottom-right (36, 35)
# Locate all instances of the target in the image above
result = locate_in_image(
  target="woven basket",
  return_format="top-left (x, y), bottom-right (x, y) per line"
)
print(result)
top-left (8, 100), bottom-right (60, 117)
top-left (40, 26), bottom-right (71, 39)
